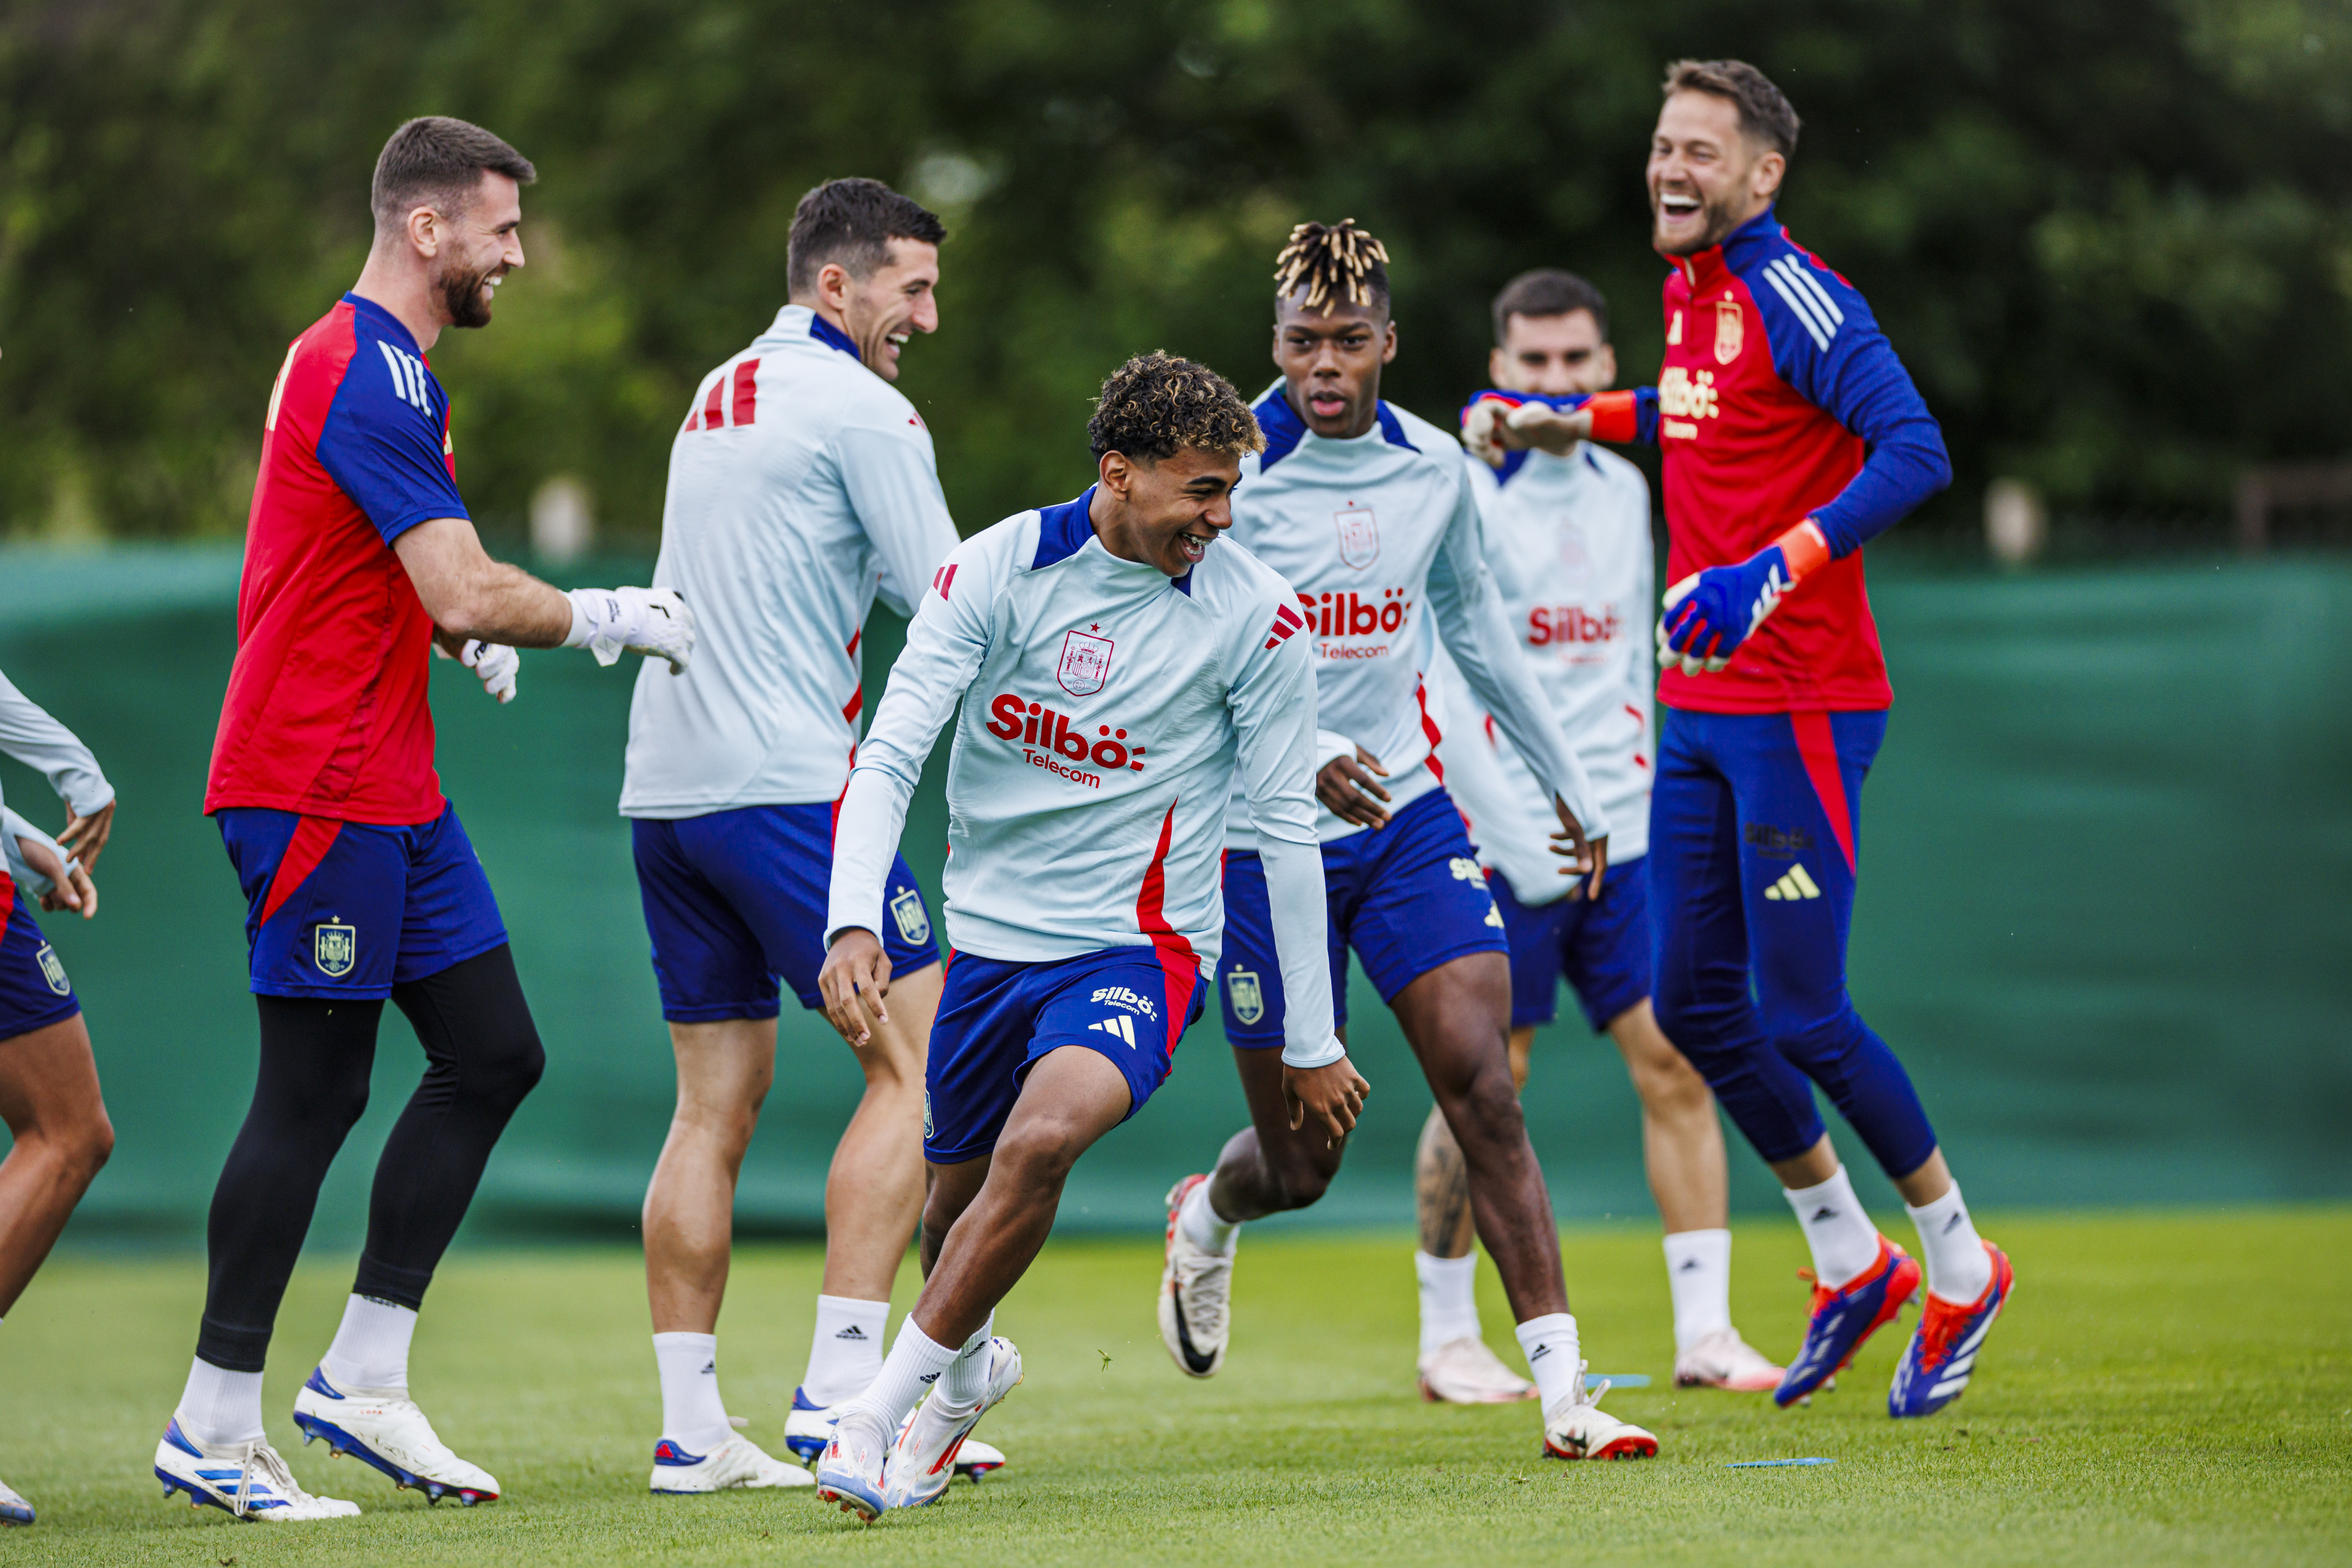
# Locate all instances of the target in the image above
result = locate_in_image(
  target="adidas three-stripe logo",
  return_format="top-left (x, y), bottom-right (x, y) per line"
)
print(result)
top-left (1765, 863), bottom-right (1823, 901)
top-left (1089, 1015), bottom-right (1139, 1047)
top-left (1759, 254), bottom-right (1845, 353)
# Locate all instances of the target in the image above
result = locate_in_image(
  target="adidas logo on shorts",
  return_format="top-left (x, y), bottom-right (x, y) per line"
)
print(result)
top-left (1089, 1015), bottom-right (1139, 1048)
top-left (1764, 864), bottom-right (1822, 901)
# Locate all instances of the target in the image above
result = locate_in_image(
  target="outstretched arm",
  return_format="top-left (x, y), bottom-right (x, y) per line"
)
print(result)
top-left (0, 666), bottom-right (116, 870)
top-left (393, 518), bottom-right (697, 677)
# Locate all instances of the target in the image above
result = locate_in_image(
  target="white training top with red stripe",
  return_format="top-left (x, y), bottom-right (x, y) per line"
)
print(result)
top-left (1221, 383), bottom-right (1605, 850)
top-left (620, 305), bottom-right (959, 818)
top-left (829, 488), bottom-right (1344, 1067)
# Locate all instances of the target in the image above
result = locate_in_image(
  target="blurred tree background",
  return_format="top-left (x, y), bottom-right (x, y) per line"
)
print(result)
top-left (4, 0), bottom-right (2350, 546)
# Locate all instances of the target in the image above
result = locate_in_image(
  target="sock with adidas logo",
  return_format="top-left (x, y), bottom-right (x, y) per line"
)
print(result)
top-left (1512, 1312), bottom-right (1582, 1415)
top-left (652, 1331), bottom-right (733, 1455)
top-left (838, 1316), bottom-right (961, 1433)
top-left (803, 1294), bottom-right (889, 1408)
top-left (1662, 1230), bottom-right (1732, 1354)
top-left (1782, 1165), bottom-right (1881, 1290)
top-left (935, 1312), bottom-right (996, 1408)
top-left (1905, 1183), bottom-right (1993, 1304)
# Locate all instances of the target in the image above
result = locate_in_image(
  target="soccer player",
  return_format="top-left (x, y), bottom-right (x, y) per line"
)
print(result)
top-left (157, 116), bottom-right (697, 1522)
top-left (0, 668), bottom-right (118, 1527)
top-left (807, 352), bottom-right (1358, 1520)
top-left (619, 178), bottom-right (988, 1493)
top-left (1159, 222), bottom-right (1658, 1463)
top-left (1414, 270), bottom-right (1779, 1402)
top-left (1486, 60), bottom-right (2012, 1418)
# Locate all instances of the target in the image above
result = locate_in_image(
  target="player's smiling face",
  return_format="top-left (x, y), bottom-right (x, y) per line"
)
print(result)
top-left (841, 239), bottom-right (941, 382)
top-left (432, 171), bottom-right (525, 331)
top-left (1491, 309), bottom-right (1616, 399)
top-left (1090, 445), bottom-right (1240, 577)
top-left (1273, 293), bottom-right (1397, 441)
top-left (1647, 91), bottom-right (1784, 257)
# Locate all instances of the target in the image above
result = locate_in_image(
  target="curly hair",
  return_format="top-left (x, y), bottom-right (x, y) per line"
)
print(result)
top-left (1273, 219), bottom-right (1390, 314)
top-left (1088, 352), bottom-right (1264, 463)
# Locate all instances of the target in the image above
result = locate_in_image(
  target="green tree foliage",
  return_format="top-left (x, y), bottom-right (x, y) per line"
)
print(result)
top-left (4, 0), bottom-right (2350, 542)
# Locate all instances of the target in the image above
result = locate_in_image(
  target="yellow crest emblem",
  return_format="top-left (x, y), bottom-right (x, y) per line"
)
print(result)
top-left (1714, 298), bottom-right (1744, 365)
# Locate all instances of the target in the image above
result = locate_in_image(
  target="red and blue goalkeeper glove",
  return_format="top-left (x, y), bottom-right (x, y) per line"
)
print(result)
top-left (1657, 520), bottom-right (1830, 675)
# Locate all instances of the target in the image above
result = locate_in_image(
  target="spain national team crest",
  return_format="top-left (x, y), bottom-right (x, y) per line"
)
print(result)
top-left (313, 921), bottom-right (357, 980)
top-left (34, 942), bottom-right (67, 997)
top-left (1225, 968), bottom-right (1266, 1026)
top-left (1334, 505), bottom-right (1380, 570)
top-left (1057, 628), bottom-right (1114, 697)
top-left (889, 886), bottom-right (931, 946)
top-left (1714, 297), bottom-right (1744, 365)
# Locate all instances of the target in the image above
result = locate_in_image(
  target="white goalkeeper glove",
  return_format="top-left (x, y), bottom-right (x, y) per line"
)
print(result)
top-left (563, 586), bottom-right (696, 675)
top-left (434, 638), bottom-right (520, 703)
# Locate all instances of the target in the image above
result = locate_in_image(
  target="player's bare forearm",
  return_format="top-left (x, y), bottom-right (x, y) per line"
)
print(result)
top-left (394, 517), bottom-right (574, 647)
top-left (1493, 404), bottom-right (1589, 456)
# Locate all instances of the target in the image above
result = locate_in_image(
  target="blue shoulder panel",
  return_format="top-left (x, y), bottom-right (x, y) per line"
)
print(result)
top-left (315, 293), bottom-right (468, 546)
top-left (1254, 389), bottom-right (1307, 471)
top-left (1030, 487), bottom-right (1098, 570)
top-left (810, 313), bottom-right (860, 358)
top-left (1374, 403), bottom-right (1419, 453)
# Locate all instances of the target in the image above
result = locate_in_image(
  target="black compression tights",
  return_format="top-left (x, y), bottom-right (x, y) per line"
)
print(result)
top-left (195, 945), bottom-right (545, 1372)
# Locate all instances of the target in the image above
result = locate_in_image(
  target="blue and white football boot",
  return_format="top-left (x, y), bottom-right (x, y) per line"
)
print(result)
top-left (1888, 1242), bottom-right (2014, 1418)
top-left (291, 1368), bottom-right (499, 1505)
top-left (153, 1418), bottom-right (360, 1521)
top-left (881, 1337), bottom-right (1023, 1511)
top-left (0, 1476), bottom-right (34, 1525)
top-left (649, 1431), bottom-right (813, 1493)
top-left (1774, 1236), bottom-right (1922, 1407)
top-left (813, 1409), bottom-right (894, 1523)
top-left (785, 1387), bottom-right (1006, 1480)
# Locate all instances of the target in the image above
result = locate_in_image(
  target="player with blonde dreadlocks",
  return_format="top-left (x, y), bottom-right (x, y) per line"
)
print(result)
top-left (1156, 221), bottom-right (1662, 1465)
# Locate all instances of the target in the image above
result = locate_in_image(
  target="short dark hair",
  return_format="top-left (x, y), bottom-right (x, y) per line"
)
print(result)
top-left (1273, 220), bottom-right (1390, 315)
top-left (1088, 352), bottom-right (1264, 463)
top-left (786, 179), bottom-right (947, 296)
top-left (1491, 270), bottom-right (1610, 347)
top-left (1662, 58), bottom-right (1801, 159)
top-left (371, 117), bottom-right (535, 237)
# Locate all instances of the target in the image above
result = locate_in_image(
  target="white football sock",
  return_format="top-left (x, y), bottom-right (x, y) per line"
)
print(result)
top-left (1783, 1165), bottom-right (1881, 1290)
top-left (175, 1357), bottom-right (266, 1447)
top-left (1178, 1180), bottom-right (1238, 1256)
top-left (838, 1316), bottom-right (960, 1432)
top-left (1513, 1313), bottom-right (1583, 1416)
top-left (318, 1294), bottom-right (417, 1392)
top-left (1662, 1229), bottom-right (1733, 1353)
top-left (801, 1294), bottom-right (890, 1407)
top-left (1906, 1183), bottom-right (1993, 1304)
top-left (935, 1314), bottom-right (996, 1410)
top-left (651, 1331), bottom-right (733, 1454)
top-left (1414, 1251), bottom-right (1482, 1357)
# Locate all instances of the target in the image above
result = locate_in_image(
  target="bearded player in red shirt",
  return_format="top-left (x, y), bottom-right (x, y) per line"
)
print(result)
top-left (153, 118), bottom-right (696, 1522)
top-left (1486, 60), bottom-right (2013, 1420)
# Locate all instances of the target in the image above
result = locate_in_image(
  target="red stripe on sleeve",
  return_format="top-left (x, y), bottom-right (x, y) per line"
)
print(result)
top-left (1788, 712), bottom-right (1857, 872)
top-left (1133, 802), bottom-right (1199, 1046)
top-left (699, 377), bottom-right (725, 432)
top-left (1413, 679), bottom-right (1445, 783)
top-left (260, 816), bottom-right (346, 928)
top-left (731, 358), bottom-right (759, 427)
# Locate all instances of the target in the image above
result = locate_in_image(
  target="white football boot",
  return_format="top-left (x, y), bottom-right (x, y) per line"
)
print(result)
top-left (882, 1337), bottom-right (1023, 1512)
top-left (786, 1386), bottom-right (1007, 1479)
top-left (813, 1409), bottom-right (893, 1523)
top-left (1417, 1335), bottom-right (1540, 1404)
top-left (1541, 1365), bottom-right (1660, 1462)
top-left (649, 1431), bottom-right (812, 1493)
top-left (1673, 1326), bottom-right (1786, 1392)
top-left (154, 1419), bottom-right (361, 1521)
top-left (0, 1476), bottom-right (32, 1525)
top-left (1158, 1174), bottom-right (1232, 1377)
top-left (291, 1368), bottom-right (499, 1504)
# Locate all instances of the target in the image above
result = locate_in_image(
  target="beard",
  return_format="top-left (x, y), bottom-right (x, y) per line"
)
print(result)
top-left (1652, 187), bottom-right (1748, 256)
top-left (437, 261), bottom-right (497, 329)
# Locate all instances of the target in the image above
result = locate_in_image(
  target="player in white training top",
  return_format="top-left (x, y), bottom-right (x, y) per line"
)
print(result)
top-left (1418, 269), bottom-right (1780, 1401)
top-left (617, 179), bottom-right (989, 1494)
top-left (1158, 222), bottom-right (1658, 1464)
top-left (804, 354), bottom-right (1367, 1521)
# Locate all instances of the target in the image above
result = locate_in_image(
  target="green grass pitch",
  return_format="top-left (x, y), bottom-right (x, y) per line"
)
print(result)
top-left (5, 1209), bottom-right (2346, 1565)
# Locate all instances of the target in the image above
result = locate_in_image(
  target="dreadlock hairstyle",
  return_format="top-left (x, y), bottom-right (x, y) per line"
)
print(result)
top-left (1273, 219), bottom-right (1391, 314)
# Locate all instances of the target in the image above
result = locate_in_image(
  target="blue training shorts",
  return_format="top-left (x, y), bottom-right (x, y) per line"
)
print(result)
top-left (1217, 786), bottom-right (1507, 1048)
top-left (1490, 852), bottom-right (1653, 1034)
top-left (0, 882), bottom-right (79, 1039)
top-left (631, 803), bottom-right (938, 1022)
top-left (924, 946), bottom-right (1204, 1163)
top-left (217, 804), bottom-right (508, 1000)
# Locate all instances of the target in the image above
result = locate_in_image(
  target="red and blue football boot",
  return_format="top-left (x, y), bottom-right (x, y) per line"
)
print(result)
top-left (1773, 1236), bottom-right (1921, 1407)
top-left (1888, 1242), bottom-right (2013, 1418)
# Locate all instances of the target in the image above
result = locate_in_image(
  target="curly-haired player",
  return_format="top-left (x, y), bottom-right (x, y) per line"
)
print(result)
top-left (806, 353), bottom-right (1362, 1519)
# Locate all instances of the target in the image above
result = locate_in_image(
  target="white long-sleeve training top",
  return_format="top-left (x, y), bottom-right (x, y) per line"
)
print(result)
top-left (1222, 384), bottom-right (1605, 850)
top-left (827, 489), bottom-right (1344, 1068)
top-left (0, 665), bottom-right (110, 899)
top-left (621, 305), bottom-right (961, 817)
top-left (1428, 442), bottom-right (1656, 901)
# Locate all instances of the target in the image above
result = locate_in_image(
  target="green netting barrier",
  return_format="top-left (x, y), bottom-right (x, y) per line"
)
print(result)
top-left (2, 548), bottom-right (2346, 1248)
